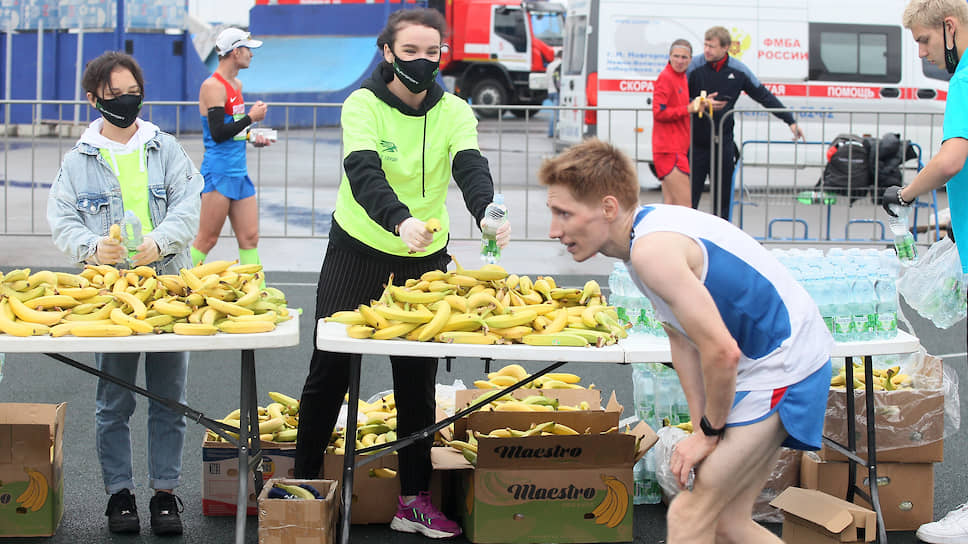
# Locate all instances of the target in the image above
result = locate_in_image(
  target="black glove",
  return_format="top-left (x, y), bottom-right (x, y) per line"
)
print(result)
top-left (881, 185), bottom-right (912, 217)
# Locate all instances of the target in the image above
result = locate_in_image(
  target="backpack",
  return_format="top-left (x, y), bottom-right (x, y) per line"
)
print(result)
top-left (816, 134), bottom-right (872, 198)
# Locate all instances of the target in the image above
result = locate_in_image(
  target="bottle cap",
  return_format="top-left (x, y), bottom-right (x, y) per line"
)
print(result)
top-left (493, 193), bottom-right (505, 205)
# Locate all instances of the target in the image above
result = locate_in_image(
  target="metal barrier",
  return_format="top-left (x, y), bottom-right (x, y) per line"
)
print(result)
top-left (0, 99), bottom-right (949, 250)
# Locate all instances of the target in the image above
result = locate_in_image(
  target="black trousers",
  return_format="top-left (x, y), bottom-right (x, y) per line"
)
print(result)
top-left (690, 136), bottom-right (736, 220)
top-left (294, 241), bottom-right (450, 495)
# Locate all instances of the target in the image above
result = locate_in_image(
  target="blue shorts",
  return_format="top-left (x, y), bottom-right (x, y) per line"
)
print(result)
top-left (201, 172), bottom-right (255, 201)
top-left (726, 359), bottom-right (831, 451)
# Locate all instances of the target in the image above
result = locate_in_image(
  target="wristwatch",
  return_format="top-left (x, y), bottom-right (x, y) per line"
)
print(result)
top-left (897, 187), bottom-right (914, 207)
top-left (700, 415), bottom-right (726, 438)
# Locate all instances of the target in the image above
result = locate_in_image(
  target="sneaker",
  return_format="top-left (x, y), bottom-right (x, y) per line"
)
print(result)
top-left (105, 489), bottom-right (140, 534)
top-left (917, 503), bottom-right (968, 544)
top-left (149, 491), bottom-right (184, 536)
top-left (390, 492), bottom-right (462, 539)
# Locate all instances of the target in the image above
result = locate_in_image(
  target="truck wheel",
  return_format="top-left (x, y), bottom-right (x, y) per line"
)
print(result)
top-left (471, 79), bottom-right (508, 119)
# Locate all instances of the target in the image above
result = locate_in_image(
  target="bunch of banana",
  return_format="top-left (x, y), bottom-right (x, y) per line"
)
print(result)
top-left (471, 363), bottom-right (590, 392)
top-left (465, 391), bottom-right (593, 413)
top-left (206, 391), bottom-right (301, 444)
top-left (589, 475), bottom-right (630, 529)
top-left (325, 258), bottom-right (628, 346)
top-left (829, 364), bottom-right (913, 391)
top-left (324, 392), bottom-right (399, 456)
top-left (449, 423), bottom-right (635, 465)
top-left (14, 467), bottom-right (49, 512)
top-left (0, 262), bottom-right (293, 337)
top-left (661, 418), bottom-right (693, 433)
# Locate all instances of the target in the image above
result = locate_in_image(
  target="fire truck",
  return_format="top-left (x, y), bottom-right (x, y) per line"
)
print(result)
top-left (430, 0), bottom-right (566, 117)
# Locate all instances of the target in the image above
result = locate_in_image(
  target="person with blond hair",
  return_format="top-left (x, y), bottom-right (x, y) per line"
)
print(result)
top-left (539, 138), bottom-right (832, 544)
top-left (882, 2), bottom-right (968, 540)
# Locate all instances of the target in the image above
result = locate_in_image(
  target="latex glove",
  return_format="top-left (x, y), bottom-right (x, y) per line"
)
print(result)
top-left (94, 236), bottom-right (125, 265)
top-left (398, 217), bottom-right (433, 253)
top-left (789, 123), bottom-right (806, 141)
top-left (668, 432), bottom-right (720, 490)
top-left (131, 236), bottom-right (160, 267)
top-left (881, 185), bottom-right (913, 217)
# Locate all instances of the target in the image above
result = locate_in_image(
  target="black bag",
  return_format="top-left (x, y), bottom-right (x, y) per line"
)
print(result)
top-left (816, 134), bottom-right (872, 198)
top-left (816, 133), bottom-right (919, 201)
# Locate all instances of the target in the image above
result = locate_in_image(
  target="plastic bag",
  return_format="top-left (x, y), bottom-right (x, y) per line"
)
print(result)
top-left (897, 237), bottom-right (967, 328)
top-left (435, 379), bottom-right (467, 416)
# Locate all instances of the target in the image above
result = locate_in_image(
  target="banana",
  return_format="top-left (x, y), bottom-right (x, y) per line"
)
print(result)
top-left (55, 286), bottom-right (99, 300)
top-left (483, 309), bottom-right (537, 329)
top-left (190, 259), bottom-right (237, 278)
top-left (144, 314), bottom-right (175, 327)
top-left (436, 331), bottom-right (499, 344)
top-left (2, 268), bottom-right (30, 283)
top-left (23, 294), bottom-right (80, 310)
top-left (113, 291), bottom-right (147, 319)
top-left (496, 364), bottom-right (528, 379)
top-left (549, 287), bottom-right (582, 301)
top-left (274, 483), bottom-right (315, 500)
top-left (109, 308), bottom-right (154, 333)
top-left (488, 375), bottom-right (520, 387)
top-left (272, 428), bottom-right (298, 442)
top-left (151, 298), bottom-right (194, 318)
top-left (358, 304), bottom-right (390, 329)
top-left (173, 323), bottom-right (218, 335)
top-left (205, 296), bottom-right (254, 317)
top-left (25, 469), bottom-right (49, 512)
top-left (227, 263), bottom-right (264, 274)
top-left (441, 312), bottom-right (485, 332)
top-left (447, 274), bottom-right (480, 288)
top-left (369, 467), bottom-right (398, 479)
top-left (233, 287), bottom-right (262, 308)
top-left (581, 305), bottom-right (605, 328)
top-left (371, 321), bottom-right (420, 340)
top-left (551, 423), bottom-right (581, 435)
top-left (461, 264), bottom-right (508, 281)
top-left (538, 308), bottom-right (569, 334)
top-left (389, 286), bottom-right (448, 305)
top-left (521, 333), bottom-right (589, 347)
top-left (188, 305), bottom-right (206, 324)
top-left (158, 275), bottom-right (188, 296)
top-left (15, 470), bottom-right (39, 507)
top-left (373, 304), bottom-right (434, 324)
top-left (417, 300), bottom-right (451, 341)
top-left (27, 270), bottom-right (58, 289)
top-left (323, 310), bottom-right (363, 325)
top-left (63, 301), bottom-right (118, 321)
top-left (544, 372), bottom-right (582, 384)
top-left (69, 323), bottom-right (133, 337)
top-left (578, 279), bottom-right (602, 304)
top-left (473, 380), bottom-right (499, 389)
top-left (488, 325), bottom-right (533, 340)
top-left (439, 294), bottom-right (467, 313)
top-left (508, 302), bottom-right (557, 316)
top-left (6, 293), bottom-right (69, 325)
top-left (420, 269), bottom-right (448, 282)
top-left (217, 320), bottom-right (276, 334)
top-left (532, 278), bottom-right (552, 300)
top-left (346, 324), bottom-right (374, 338)
top-left (180, 268), bottom-right (205, 292)
top-left (228, 311), bottom-right (278, 323)
top-left (424, 218), bottom-right (441, 232)
top-left (591, 481), bottom-right (617, 523)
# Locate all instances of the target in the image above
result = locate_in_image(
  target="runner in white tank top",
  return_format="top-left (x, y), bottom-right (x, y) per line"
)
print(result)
top-left (539, 139), bottom-right (833, 544)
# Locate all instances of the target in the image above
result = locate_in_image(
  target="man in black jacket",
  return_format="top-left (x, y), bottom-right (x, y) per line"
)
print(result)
top-left (687, 26), bottom-right (805, 219)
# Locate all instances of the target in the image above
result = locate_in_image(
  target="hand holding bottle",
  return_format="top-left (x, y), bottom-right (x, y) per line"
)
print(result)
top-left (131, 236), bottom-right (160, 266)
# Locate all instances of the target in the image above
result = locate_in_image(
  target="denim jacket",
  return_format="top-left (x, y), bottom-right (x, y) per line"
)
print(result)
top-left (47, 120), bottom-right (203, 275)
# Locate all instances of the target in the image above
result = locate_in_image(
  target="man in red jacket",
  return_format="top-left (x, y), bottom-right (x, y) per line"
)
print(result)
top-left (653, 40), bottom-right (721, 206)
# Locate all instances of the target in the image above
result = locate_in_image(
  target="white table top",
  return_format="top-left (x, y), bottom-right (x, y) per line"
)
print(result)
top-left (317, 321), bottom-right (922, 364)
top-left (315, 321), bottom-right (627, 363)
top-left (0, 313), bottom-right (300, 353)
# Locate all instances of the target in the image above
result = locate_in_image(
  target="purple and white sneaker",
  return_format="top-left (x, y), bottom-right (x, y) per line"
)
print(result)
top-left (389, 492), bottom-right (462, 539)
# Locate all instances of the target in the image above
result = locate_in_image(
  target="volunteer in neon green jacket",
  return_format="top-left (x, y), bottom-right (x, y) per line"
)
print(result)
top-left (294, 8), bottom-right (509, 539)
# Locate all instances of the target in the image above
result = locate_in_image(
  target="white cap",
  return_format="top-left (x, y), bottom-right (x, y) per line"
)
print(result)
top-left (215, 28), bottom-right (263, 56)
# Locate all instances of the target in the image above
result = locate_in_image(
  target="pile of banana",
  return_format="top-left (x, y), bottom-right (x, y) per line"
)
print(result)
top-left (471, 363), bottom-right (588, 390)
top-left (326, 392), bottom-right (399, 456)
top-left (14, 467), bottom-right (49, 513)
top-left (0, 261), bottom-right (291, 337)
top-left (444, 422), bottom-right (625, 465)
top-left (205, 391), bottom-right (300, 444)
top-left (325, 258), bottom-right (629, 346)
top-left (661, 419), bottom-right (693, 433)
top-left (465, 391), bottom-right (592, 413)
top-left (830, 363), bottom-right (913, 391)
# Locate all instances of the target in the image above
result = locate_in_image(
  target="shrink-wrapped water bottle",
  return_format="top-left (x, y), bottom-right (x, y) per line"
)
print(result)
top-left (887, 205), bottom-right (918, 265)
top-left (480, 194), bottom-right (508, 263)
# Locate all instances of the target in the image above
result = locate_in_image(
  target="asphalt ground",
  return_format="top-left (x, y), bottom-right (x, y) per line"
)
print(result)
top-left (0, 263), bottom-right (964, 543)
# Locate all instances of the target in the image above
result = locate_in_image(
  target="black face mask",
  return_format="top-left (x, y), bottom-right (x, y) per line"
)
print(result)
top-left (392, 56), bottom-right (440, 94)
top-left (96, 93), bottom-right (143, 128)
top-left (944, 22), bottom-right (960, 74)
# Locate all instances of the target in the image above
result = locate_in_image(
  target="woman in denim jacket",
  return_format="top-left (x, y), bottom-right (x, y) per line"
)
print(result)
top-left (46, 52), bottom-right (202, 536)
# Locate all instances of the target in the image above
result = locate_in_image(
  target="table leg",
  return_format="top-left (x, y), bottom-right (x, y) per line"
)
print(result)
top-left (234, 349), bottom-right (262, 544)
top-left (863, 355), bottom-right (888, 544)
top-left (339, 356), bottom-right (362, 544)
top-left (845, 357), bottom-right (858, 501)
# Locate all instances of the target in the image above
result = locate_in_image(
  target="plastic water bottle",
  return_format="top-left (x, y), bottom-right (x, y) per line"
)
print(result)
top-left (796, 190), bottom-right (837, 205)
top-left (874, 271), bottom-right (897, 339)
top-left (831, 270), bottom-right (853, 342)
top-left (935, 275), bottom-right (968, 328)
top-left (887, 206), bottom-right (918, 265)
top-left (849, 266), bottom-right (876, 341)
top-left (633, 449), bottom-right (662, 505)
top-left (632, 363), bottom-right (657, 428)
top-left (480, 194), bottom-right (508, 263)
top-left (122, 210), bottom-right (143, 253)
top-left (609, 263), bottom-right (629, 326)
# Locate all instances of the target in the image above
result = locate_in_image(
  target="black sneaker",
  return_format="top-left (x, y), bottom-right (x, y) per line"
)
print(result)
top-left (149, 491), bottom-right (184, 536)
top-left (105, 489), bottom-right (140, 534)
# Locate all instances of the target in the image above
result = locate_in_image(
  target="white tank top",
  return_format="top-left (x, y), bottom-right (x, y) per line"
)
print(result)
top-left (627, 204), bottom-right (832, 390)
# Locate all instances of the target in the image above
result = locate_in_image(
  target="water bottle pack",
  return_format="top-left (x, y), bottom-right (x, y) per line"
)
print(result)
top-left (773, 247), bottom-right (899, 341)
top-left (897, 236), bottom-right (967, 329)
top-left (631, 363), bottom-right (685, 505)
top-left (607, 262), bottom-right (666, 338)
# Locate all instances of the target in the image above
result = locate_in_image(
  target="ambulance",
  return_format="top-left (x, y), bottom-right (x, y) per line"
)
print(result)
top-left (556, 0), bottom-right (950, 183)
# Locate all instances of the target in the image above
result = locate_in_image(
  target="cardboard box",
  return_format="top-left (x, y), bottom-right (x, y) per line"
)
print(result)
top-left (202, 437), bottom-right (296, 516)
top-left (0, 403), bottom-right (66, 537)
top-left (257, 478), bottom-right (338, 544)
top-left (434, 410), bottom-right (656, 544)
top-left (770, 487), bottom-right (876, 543)
top-left (800, 451), bottom-right (934, 531)
top-left (753, 447), bottom-right (802, 523)
top-left (820, 355), bottom-right (944, 463)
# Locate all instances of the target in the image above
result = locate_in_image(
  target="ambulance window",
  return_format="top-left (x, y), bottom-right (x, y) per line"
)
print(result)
top-left (495, 7), bottom-right (528, 53)
top-left (564, 15), bottom-right (587, 75)
top-left (922, 59), bottom-right (952, 81)
top-left (809, 23), bottom-right (901, 83)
